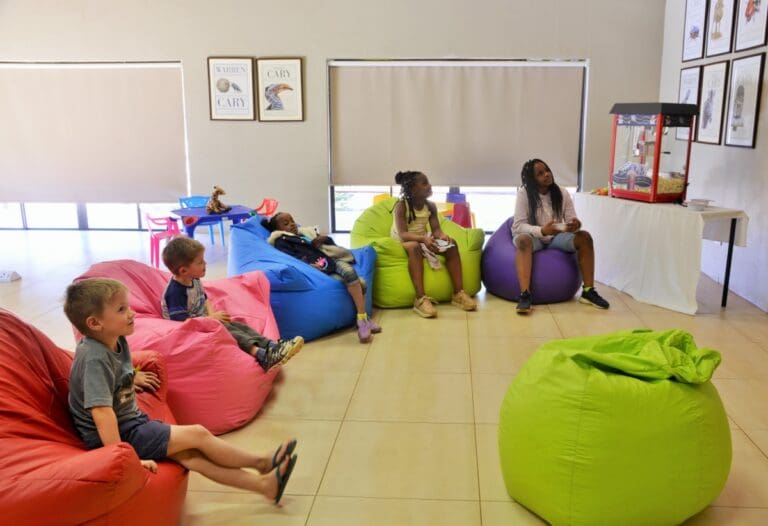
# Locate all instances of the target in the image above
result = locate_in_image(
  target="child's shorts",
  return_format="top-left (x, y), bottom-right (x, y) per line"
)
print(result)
top-left (118, 413), bottom-right (171, 460)
top-left (513, 232), bottom-right (576, 253)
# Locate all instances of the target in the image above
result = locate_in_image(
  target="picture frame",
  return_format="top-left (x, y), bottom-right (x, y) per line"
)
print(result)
top-left (207, 57), bottom-right (255, 120)
top-left (734, 0), bottom-right (768, 51)
top-left (725, 52), bottom-right (765, 147)
top-left (677, 66), bottom-right (702, 141)
top-left (256, 57), bottom-right (304, 122)
top-left (697, 60), bottom-right (730, 144)
top-left (683, 0), bottom-right (708, 62)
top-left (705, 0), bottom-right (736, 57)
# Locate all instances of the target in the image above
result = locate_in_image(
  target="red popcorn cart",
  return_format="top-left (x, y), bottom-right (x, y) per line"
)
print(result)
top-left (609, 103), bottom-right (697, 203)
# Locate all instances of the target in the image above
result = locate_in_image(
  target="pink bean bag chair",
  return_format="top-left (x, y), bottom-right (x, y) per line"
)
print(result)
top-left (74, 259), bottom-right (280, 435)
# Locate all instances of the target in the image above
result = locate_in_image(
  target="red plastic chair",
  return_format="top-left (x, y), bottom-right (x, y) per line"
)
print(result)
top-left (145, 214), bottom-right (181, 268)
top-left (254, 198), bottom-right (278, 217)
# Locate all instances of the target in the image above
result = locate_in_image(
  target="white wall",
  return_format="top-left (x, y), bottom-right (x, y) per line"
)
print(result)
top-left (0, 0), bottom-right (665, 230)
top-left (661, 1), bottom-right (768, 312)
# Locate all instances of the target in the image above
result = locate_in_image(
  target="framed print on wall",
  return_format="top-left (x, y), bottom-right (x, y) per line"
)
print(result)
top-left (677, 66), bottom-right (702, 141)
top-left (705, 0), bottom-right (736, 57)
top-left (207, 57), bottom-right (255, 120)
top-left (256, 58), bottom-right (304, 121)
top-left (725, 52), bottom-right (765, 147)
top-left (734, 0), bottom-right (768, 51)
top-left (697, 60), bottom-right (730, 144)
top-left (683, 0), bottom-right (708, 61)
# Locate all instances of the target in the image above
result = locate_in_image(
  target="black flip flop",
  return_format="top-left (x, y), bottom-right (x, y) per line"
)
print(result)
top-left (274, 453), bottom-right (298, 505)
top-left (271, 438), bottom-right (297, 470)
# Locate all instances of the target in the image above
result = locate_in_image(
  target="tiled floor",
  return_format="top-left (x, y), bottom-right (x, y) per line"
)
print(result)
top-left (2, 230), bottom-right (768, 525)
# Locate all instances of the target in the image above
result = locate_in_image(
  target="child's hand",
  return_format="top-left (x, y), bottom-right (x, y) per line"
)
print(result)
top-left (134, 370), bottom-right (161, 393)
top-left (422, 235), bottom-right (439, 253)
top-left (140, 459), bottom-right (158, 473)
top-left (565, 218), bottom-right (581, 232)
top-left (311, 235), bottom-right (331, 247)
top-left (541, 221), bottom-right (557, 236)
top-left (209, 310), bottom-right (232, 323)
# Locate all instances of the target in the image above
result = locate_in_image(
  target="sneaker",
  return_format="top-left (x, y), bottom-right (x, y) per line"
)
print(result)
top-left (413, 295), bottom-right (437, 318)
top-left (579, 288), bottom-right (610, 309)
top-left (516, 290), bottom-right (532, 314)
top-left (451, 290), bottom-right (477, 311)
top-left (367, 318), bottom-right (382, 333)
top-left (257, 336), bottom-right (304, 371)
top-left (357, 318), bottom-right (372, 343)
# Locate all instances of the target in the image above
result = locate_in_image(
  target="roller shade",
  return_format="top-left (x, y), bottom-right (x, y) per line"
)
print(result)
top-left (329, 60), bottom-right (585, 187)
top-left (0, 63), bottom-right (187, 202)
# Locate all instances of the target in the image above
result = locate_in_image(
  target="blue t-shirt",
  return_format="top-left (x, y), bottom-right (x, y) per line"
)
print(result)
top-left (161, 278), bottom-right (207, 321)
top-left (68, 336), bottom-right (142, 446)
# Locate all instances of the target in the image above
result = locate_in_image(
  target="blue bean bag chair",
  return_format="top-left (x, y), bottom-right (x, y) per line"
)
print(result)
top-left (228, 216), bottom-right (376, 341)
top-left (499, 329), bottom-right (731, 526)
top-left (482, 217), bottom-right (581, 303)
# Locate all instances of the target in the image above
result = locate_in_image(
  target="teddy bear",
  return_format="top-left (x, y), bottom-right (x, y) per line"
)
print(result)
top-left (206, 185), bottom-right (232, 214)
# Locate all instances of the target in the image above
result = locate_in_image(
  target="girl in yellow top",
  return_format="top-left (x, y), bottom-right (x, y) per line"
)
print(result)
top-left (391, 171), bottom-right (477, 318)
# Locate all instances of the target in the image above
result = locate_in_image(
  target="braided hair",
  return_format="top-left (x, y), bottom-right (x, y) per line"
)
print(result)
top-left (520, 159), bottom-right (563, 226)
top-left (394, 170), bottom-right (425, 224)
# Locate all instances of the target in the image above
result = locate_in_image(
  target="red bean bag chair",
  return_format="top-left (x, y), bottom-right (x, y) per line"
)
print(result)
top-left (0, 308), bottom-right (188, 526)
top-left (74, 259), bottom-right (280, 435)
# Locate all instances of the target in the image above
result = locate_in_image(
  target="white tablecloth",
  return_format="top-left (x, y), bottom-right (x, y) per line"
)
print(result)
top-left (573, 193), bottom-right (749, 314)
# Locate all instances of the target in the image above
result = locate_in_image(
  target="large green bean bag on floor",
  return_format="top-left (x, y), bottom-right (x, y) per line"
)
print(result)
top-left (351, 197), bottom-right (484, 308)
top-left (498, 329), bottom-right (731, 526)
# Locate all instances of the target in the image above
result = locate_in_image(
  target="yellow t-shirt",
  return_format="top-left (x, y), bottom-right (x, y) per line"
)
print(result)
top-left (391, 200), bottom-right (431, 239)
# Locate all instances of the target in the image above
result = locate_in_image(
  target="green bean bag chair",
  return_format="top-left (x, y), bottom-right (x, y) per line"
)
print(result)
top-left (499, 329), bottom-right (731, 526)
top-left (350, 197), bottom-right (484, 308)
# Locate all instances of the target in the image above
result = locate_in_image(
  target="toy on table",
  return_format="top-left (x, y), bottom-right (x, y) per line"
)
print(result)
top-left (206, 185), bottom-right (232, 214)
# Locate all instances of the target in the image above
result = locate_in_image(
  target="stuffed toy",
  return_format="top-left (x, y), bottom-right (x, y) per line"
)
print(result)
top-left (206, 185), bottom-right (232, 214)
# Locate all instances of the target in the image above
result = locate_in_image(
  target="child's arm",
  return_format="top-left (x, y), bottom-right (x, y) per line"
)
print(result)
top-left (394, 201), bottom-right (436, 248)
top-left (91, 406), bottom-right (121, 446)
top-left (427, 202), bottom-right (453, 243)
top-left (134, 369), bottom-right (160, 393)
top-left (205, 300), bottom-right (231, 323)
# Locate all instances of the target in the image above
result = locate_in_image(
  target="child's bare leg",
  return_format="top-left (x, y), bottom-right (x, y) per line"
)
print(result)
top-left (515, 236), bottom-right (534, 291)
top-left (443, 246), bottom-right (464, 292)
top-left (403, 241), bottom-right (426, 297)
top-left (171, 449), bottom-right (286, 498)
top-left (574, 231), bottom-right (595, 288)
top-left (167, 424), bottom-right (287, 473)
top-left (347, 281), bottom-right (367, 314)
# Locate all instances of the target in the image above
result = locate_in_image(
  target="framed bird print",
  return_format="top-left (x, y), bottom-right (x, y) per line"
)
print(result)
top-left (734, 0), bottom-right (768, 51)
top-left (705, 0), bottom-right (736, 57)
top-left (696, 60), bottom-right (730, 144)
top-left (256, 57), bottom-right (304, 122)
top-left (677, 66), bottom-right (702, 141)
top-left (207, 57), bottom-right (255, 120)
top-left (725, 52), bottom-right (765, 147)
top-left (683, 0), bottom-right (708, 62)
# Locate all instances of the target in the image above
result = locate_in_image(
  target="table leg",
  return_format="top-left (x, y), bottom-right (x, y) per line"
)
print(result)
top-left (721, 218), bottom-right (737, 308)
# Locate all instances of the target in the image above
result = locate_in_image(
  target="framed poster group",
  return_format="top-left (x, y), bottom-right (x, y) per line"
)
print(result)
top-left (696, 60), bottom-right (729, 144)
top-left (207, 56), bottom-right (304, 122)
top-left (677, 66), bottom-right (702, 140)
top-left (724, 52), bottom-right (765, 147)
top-left (735, 0), bottom-right (768, 51)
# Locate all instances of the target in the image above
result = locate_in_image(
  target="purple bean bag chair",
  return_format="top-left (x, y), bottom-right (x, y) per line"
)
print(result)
top-left (482, 218), bottom-right (581, 304)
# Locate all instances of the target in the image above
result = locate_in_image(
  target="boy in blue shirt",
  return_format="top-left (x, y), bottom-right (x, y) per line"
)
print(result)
top-left (161, 236), bottom-right (302, 371)
top-left (65, 278), bottom-right (297, 504)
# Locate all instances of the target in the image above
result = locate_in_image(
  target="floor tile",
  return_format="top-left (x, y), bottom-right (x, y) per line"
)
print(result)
top-left (181, 492), bottom-right (313, 525)
top-left (347, 371), bottom-right (474, 423)
top-left (287, 331), bottom-right (368, 373)
top-left (744, 429), bottom-right (768, 458)
top-left (714, 430), bottom-right (768, 507)
top-left (319, 421), bottom-right (478, 500)
top-left (258, 369), bottom-right (359, 420)
top-left (714, 379), bottom-right (768, 430)
top-left (476, 424), bottom-right (507, 501)
top-left (307, 496), bottom-right (481, 526)
top-left (472, 373), bottom-right (514, 424)
top-left (480, 500), bottom-right (547, 525)
top-left (552, 311), bottom-right (646, 338)
top-left (364, 327), bottom-right (470, 374)
top-left (683, 507), bottom-right (768, 525)
top-left (469, 337), bottom-right (548, 374)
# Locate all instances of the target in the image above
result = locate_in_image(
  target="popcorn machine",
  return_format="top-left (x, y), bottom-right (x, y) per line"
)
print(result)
top-left (609, 103), bottom-right (697, 203)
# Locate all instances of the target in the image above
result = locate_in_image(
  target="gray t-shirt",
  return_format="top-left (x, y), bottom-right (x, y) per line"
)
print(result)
top-left (68, 335), bottom-right (142, 445)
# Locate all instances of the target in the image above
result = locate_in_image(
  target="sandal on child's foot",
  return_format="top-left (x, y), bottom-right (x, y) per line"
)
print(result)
top-left (274, 454), bottom-right (298, 505)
